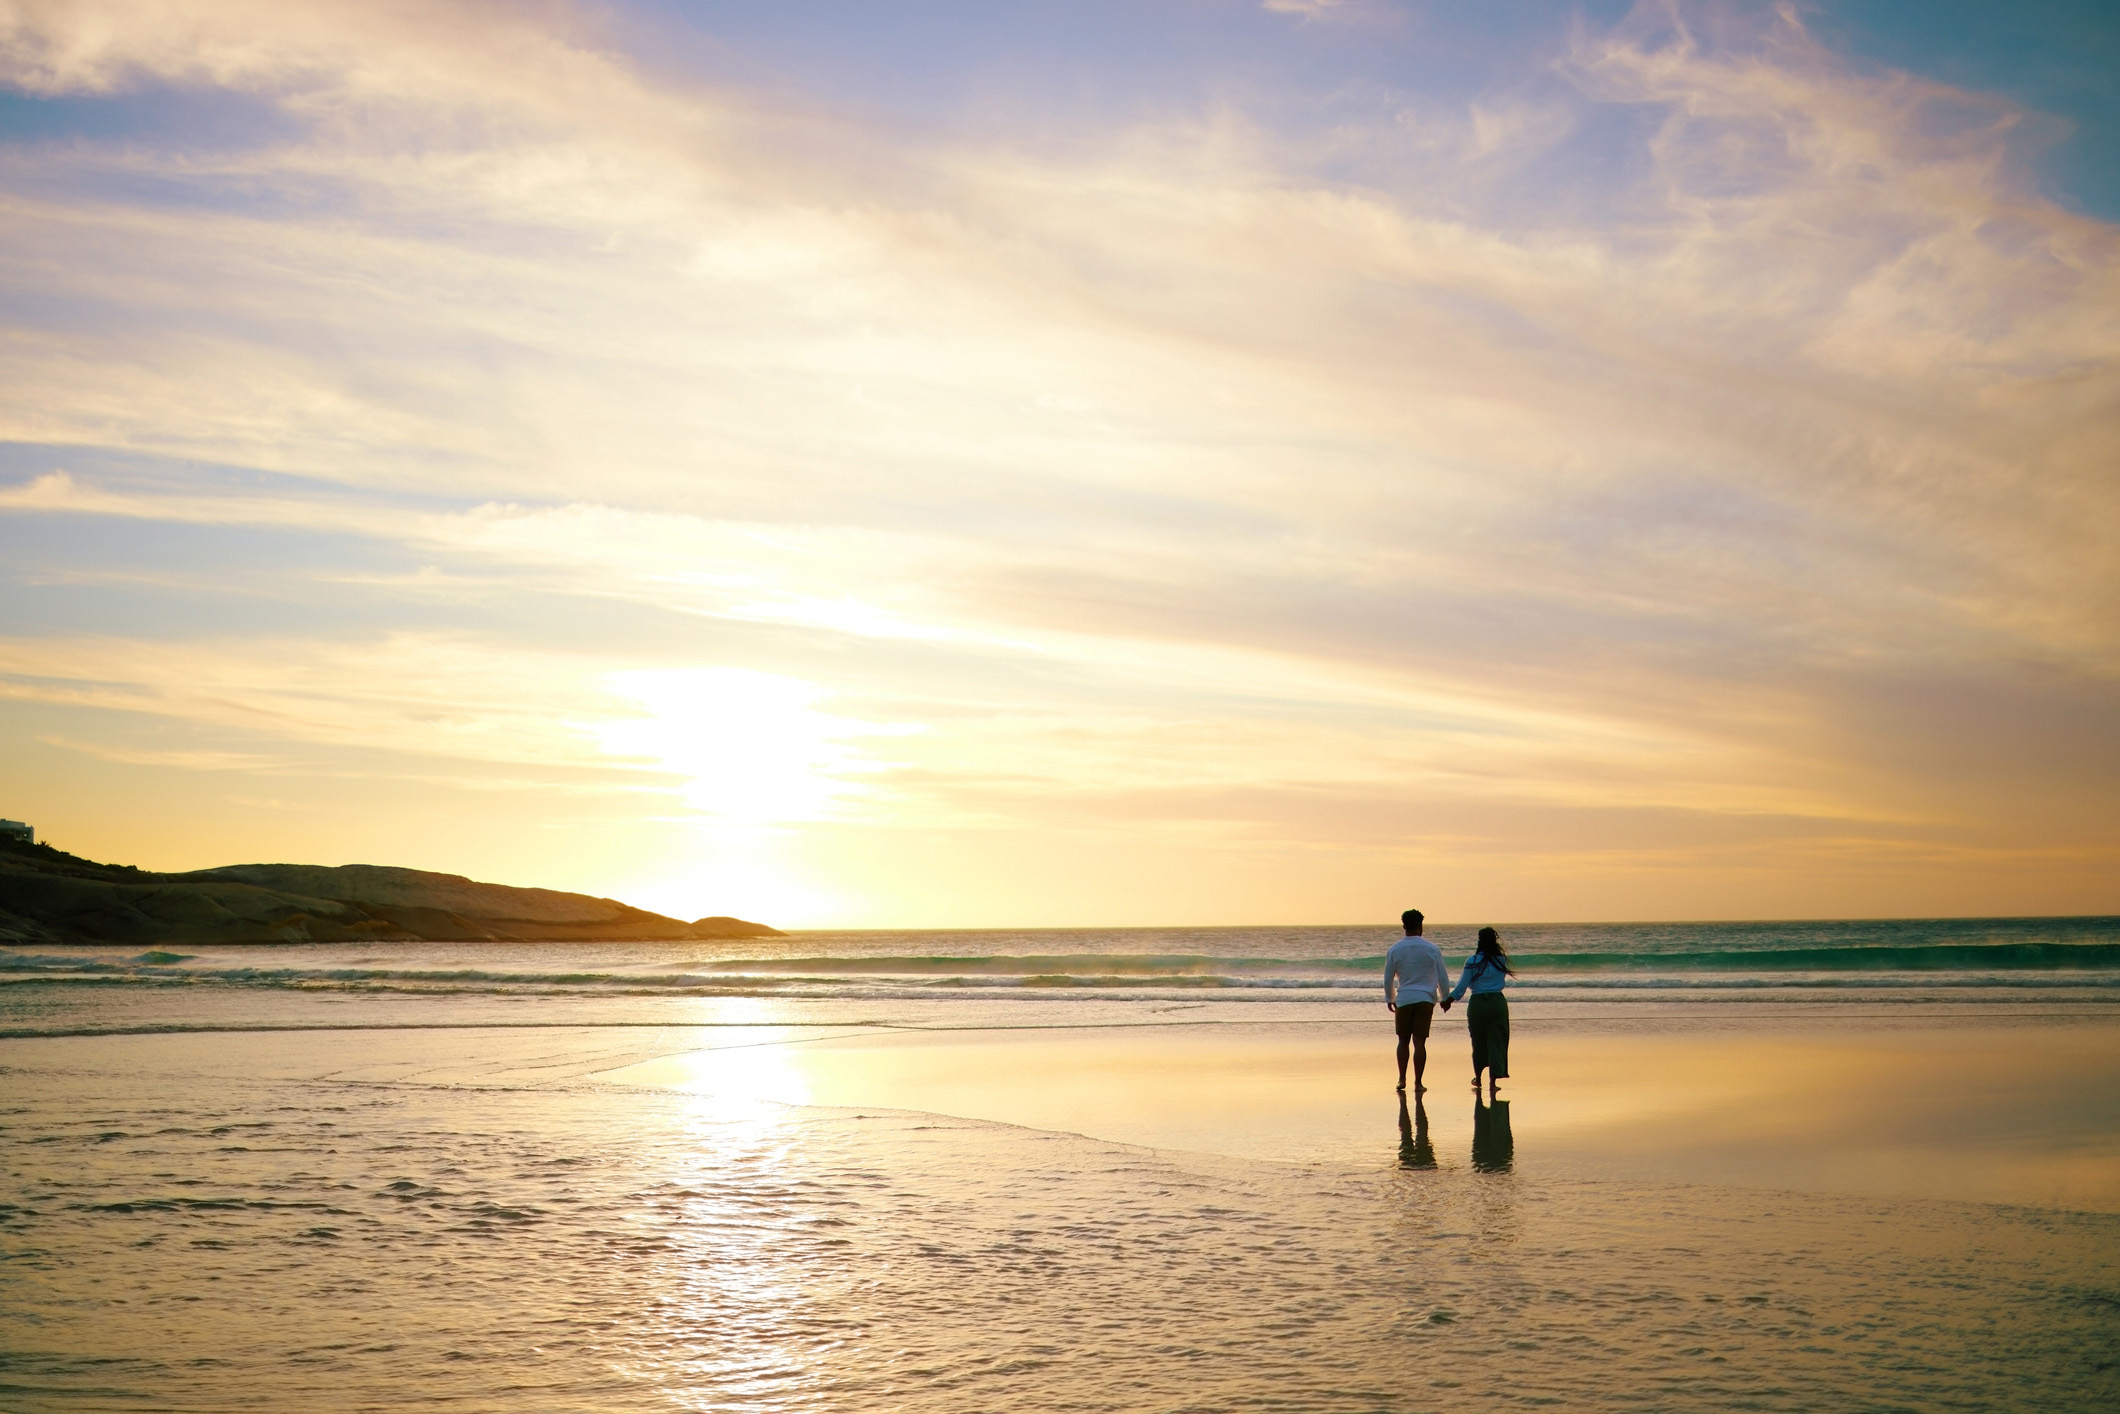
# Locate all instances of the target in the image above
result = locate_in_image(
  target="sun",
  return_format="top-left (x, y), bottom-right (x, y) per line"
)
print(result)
top-left (590, 666), bottom-right (908, 826)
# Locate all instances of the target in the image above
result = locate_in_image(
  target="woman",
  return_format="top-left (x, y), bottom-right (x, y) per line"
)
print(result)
top-left (1448, 926), bottom-right (1514, 1097)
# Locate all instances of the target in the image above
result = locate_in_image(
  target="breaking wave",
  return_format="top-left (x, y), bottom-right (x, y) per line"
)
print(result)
top-left (6, 937), bottom-right (2120, 1003)
top-left (5, 920), bottom-right (2116, 1030)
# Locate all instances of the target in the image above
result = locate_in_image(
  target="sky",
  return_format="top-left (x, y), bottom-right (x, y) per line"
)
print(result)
top-left (1, 0), bottom-right (2115, 928)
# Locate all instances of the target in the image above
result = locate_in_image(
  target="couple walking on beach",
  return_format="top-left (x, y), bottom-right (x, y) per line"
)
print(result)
top-left (1383, 909), bottom-right (1514, 1098)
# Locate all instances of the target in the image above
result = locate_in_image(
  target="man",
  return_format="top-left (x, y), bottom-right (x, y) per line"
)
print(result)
top-left (1382, 908), bottom-right (1451, 1093)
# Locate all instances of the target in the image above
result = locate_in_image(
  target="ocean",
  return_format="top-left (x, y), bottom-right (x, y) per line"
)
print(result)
top-left (4, 917), bottom-right (2118, 1411)
top-left (8, 915), bottom-right (2119, 1023)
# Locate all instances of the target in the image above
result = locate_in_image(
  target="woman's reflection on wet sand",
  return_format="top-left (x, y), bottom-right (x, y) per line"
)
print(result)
top-left (1396, 1093), bottom-right (1436, 1169)
top-left (1396, 1094), bottom-right (1514, 1175)
top-left (1472, 1097), bottom-right (1514, 1173)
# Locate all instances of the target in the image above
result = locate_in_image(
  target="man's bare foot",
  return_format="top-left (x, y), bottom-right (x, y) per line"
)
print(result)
top-left (1414, 1083), bottom-right (1427, 1094)
top-left (1395, 1081), bottom-right (1406, 1091)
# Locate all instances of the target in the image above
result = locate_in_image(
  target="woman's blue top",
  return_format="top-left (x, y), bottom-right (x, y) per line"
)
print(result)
top-left (1449, 953), bottom-right (1509, 1000)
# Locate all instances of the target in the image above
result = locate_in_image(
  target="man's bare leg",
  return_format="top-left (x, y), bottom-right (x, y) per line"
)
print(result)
top-left (1395, 1032), bottom-right (1409, 1090)
top-left (1412, 1036), bottom-right (1429, 1093)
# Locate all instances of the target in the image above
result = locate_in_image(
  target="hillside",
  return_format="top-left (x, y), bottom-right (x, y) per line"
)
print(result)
top-left (0, 835), bottom-right (781, 946)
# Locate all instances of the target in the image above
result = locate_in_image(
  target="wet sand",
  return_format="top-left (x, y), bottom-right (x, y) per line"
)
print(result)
top-left (7, 1001), bottom-right (2119, 1410)
top-left (604, 1014), bottom-right (2120, 1211)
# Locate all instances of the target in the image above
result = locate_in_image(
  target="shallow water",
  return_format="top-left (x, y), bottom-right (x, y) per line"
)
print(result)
top-left (5, 931), bottom-right (2120, 1410)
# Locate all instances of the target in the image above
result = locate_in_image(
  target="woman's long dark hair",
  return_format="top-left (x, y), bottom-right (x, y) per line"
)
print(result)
top-left (1473, 926), bottom-right (1516, 977)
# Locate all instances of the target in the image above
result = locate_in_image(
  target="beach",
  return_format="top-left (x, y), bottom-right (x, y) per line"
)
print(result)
top-left (10, 2), bottom-right (2119, 1406)
top-left (5, 924), bottom-right (2119, 1410)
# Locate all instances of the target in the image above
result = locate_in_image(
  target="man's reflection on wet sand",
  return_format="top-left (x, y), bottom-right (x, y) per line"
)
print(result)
top-left (1396, 1093), bottom-right (1436, 1169)
top-left (1472, 1097), bottom-right (1514, 1173)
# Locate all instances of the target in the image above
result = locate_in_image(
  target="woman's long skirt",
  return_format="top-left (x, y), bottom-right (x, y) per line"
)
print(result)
top-left (1466, 992), bottom-right (1509, 1079)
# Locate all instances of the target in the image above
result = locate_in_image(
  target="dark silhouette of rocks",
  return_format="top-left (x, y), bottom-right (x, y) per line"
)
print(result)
top-left (0, 834), bottom-right (782, 946)
top-left (689, 915), bottom-right (778, 939)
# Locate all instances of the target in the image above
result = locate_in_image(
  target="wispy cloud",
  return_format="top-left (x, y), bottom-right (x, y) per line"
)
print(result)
top-left (1261, 1), bottom-right (1359, 20)
top-left (37, 735), bottom-right (285, 773)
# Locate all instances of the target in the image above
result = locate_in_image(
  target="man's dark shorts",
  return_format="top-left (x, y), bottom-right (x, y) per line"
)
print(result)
top-left (1394, 1001), bottom-right (1435, 1040)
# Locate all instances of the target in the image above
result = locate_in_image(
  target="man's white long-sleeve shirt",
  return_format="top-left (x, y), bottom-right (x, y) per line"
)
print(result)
top-left (1383, 935), bottom-right (1451, 1007)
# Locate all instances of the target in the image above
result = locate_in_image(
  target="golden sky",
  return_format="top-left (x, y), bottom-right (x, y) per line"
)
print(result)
top-left (2, 0), bottom-right (2115, 926)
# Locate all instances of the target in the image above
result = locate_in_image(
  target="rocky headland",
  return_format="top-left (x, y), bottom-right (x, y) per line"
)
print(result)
top-left (0, 834), bottom-right (782, 946)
